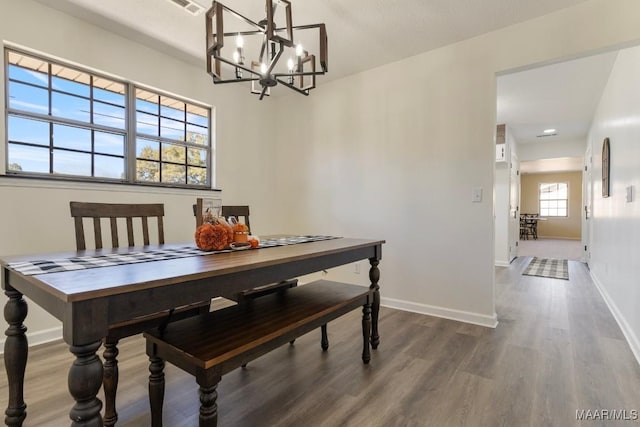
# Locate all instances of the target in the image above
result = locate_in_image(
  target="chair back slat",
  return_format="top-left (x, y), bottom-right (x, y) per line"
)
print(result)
top-left (110, 217), bottom-right (119, 247)
top-left (126, 217), bottom-right (135, 247)
top-left (142, 217), bottom-right (150, 246)
top-left (158, 217), bottom-right (165, 245)
top-left (74, 217), bottom-right (87, 251)
top-left (93, 218), bottom-right (103, 249)
top-left (70, 202), bottom-right (165, 250)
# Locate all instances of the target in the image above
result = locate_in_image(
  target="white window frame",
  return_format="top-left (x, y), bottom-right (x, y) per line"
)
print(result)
top-left (539, 182), bottom-right (569, 217)
top-left (4, 47), bottom-right (214, 189)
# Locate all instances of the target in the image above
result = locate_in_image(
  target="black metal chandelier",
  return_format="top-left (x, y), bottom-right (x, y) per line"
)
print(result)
top-left (205, 0), bottom-right (328, 100)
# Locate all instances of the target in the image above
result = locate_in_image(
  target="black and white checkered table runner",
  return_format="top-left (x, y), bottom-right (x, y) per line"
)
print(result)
top-left (8, 236), bottom-right (339, 276)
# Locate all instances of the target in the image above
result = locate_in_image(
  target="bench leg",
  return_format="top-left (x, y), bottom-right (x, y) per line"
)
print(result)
top-left (148, 352), bottom-right (165, 427)
top-left (321, 324), bottom-right (329, 351)
top-left (103, 338), bottom-right (119, 427)
top-left (362, 302), bottom-right (371, 364)
top-left (197, 374), bottom-right (220, 427)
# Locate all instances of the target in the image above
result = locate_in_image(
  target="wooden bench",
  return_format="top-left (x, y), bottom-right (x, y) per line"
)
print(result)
top-left (144, 280), bottom-right (373, 427)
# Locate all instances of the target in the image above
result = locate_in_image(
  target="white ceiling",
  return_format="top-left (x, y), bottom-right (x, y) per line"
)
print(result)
top-left (497, 51), bottom-right (618, 145)
top-left (34, 0), bottom-right (591, 83)
top-left (521, 157), bottom-right (584, 174)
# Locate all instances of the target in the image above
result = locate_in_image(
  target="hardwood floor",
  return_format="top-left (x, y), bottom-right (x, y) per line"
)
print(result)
top-left (2, 257), bottom-right (639, 426)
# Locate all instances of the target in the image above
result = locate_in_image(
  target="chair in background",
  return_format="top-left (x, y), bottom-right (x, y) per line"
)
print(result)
top-left (520, 213), bottom-right (538, 240)
top-left (70, 201), bottom-right (210, 427)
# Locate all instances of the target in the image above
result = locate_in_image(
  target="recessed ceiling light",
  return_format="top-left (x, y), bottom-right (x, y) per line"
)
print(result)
top-left (543, 128), bottom-right (556, 134)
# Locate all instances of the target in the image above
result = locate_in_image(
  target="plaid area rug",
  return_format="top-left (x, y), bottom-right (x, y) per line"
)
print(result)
top-left (523, 257), bottom-right (569, 280)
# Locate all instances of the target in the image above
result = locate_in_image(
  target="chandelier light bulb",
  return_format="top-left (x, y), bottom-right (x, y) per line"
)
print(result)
top-left (287, 58), bottom-right (295, 71)
top-left (296, 44), bottom-right (304, 57)
top-left (260, 63), bottom-right (268, 74)
top-left (232, 50), bottom-right (240, 63)
top-left (236, 34), bottom-right (244, 48)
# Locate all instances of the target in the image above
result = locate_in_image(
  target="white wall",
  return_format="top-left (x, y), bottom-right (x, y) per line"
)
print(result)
top-left (587, 45), bottom-right (640, 364)
top-left (0, 0), bottom-right (285, 345)
top-left (271, 0), bottom-right (640, 327)
top-left (518, 138), bottom-right (587, 161)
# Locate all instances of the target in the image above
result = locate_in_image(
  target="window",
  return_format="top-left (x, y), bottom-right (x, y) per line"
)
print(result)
top-left (4, 48), bottom-right (212, 188)
top-left (539, 182), bottom-right (568, 217)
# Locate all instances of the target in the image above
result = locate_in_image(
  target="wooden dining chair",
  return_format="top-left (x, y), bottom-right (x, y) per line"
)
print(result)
top-left (69, 201), bottom-right (210, 427)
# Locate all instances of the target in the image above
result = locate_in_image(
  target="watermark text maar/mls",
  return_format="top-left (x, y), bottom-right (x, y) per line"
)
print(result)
top-left (576, 409), bottom-right (638, 421)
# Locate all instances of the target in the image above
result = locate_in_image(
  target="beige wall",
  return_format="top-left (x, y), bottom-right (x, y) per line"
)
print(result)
top-left (521, 172), bottom-right (583, 239)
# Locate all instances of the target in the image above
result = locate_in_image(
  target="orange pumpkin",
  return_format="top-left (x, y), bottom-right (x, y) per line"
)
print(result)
top-left (195, 223), bottom-right (230, 251)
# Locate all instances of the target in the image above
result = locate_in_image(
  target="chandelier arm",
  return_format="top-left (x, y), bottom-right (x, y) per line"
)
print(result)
top-left (265, 44), bottom-right (284, 75)
top-left (222, 30), bottom-right (265, 37)
top-left (212, 55), bottom-right (262, 78)
top-left (212, 77), bottom-right (260, 84)
top-left (276, 78), bottom-right (310, 96)
top-left (273, 71), bottom-right (326, 77)
top-left (258, 85), bottom-right (269, 100)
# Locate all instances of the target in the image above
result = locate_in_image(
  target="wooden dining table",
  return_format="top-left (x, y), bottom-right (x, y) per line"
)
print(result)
top-left (1, 237), bottom-right (384, 426)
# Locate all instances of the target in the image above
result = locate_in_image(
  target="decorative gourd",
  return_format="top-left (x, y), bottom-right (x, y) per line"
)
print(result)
top-left (195, 220), bottom-right (231, 251)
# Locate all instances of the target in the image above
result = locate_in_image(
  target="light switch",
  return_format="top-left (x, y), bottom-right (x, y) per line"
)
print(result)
top-left (472, 187), bottom-right (483, 203)
top-left (626, 185), bottom-right (634, 203)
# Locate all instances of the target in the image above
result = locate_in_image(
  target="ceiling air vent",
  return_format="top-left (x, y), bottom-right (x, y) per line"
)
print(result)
top-left (166, 0), bottom-right (205, 16)
top-left (536, 133), bottom-right (558, 138)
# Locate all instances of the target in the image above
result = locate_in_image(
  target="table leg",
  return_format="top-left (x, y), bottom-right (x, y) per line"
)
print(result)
top-left (369, 258), bottom-right (380, 349)
top-left (68, 341), bottom-right (103, 427)
top-left (4, 287), bottom-right (28, 427)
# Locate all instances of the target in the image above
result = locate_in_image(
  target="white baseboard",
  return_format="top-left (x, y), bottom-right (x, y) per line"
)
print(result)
top-left (495, 260), bottom-right (510, 267)
top-left (536, 235), bottom-right (581, 240)
top-left (590, 271), bottom-right (640, 367)
top-left (0, 326), bottom-right (62, 354)
top-left (381, 297), bottom-right (498, 328)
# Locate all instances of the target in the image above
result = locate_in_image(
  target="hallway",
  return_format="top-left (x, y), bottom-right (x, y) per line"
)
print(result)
top-left (517, 238), bottom-right (583, 261)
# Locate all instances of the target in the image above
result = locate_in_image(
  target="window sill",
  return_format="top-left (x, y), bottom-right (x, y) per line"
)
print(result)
top-left (0, 175), bottom-right (222, 196)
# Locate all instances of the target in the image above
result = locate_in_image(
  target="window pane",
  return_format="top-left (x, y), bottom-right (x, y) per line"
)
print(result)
top-left (53, 124), bottom-right (91, 151)
top-left (137, 112), bottom-right (158, 136)
top-left (187, 148), bottom-right (207, 166)
top-left (557, 208), bottom-right (567, 217)
top-left (8, 64), bottom-right (48, 87)
top-left (161, 163), bottom-right (186, 184)
top-left (94, 87), bottom-right (125, 106)
top-left (52, 92), bottom-right (90, 123)
top-left (161, 143), bottom-right (186, 163)
top-left (136, 99), bottom-right (158, 115)
top-left (8, 116), bottom-right (49, 146)
top-left (95, 155), bottom-right (125, 179)
top-left (95, 132), bottom-right (125, 156)
top-left (52, 75), bottom-right (90, 97)
top-left (53, 149), bottom-right (91, 176)
top-left (187, 166), bottom-right (207, 185)
top-left (160, 117), bottom-right (184, 140)
top-left (137, 160), bottom-right (160, 182)
top-left (540, 208), bottom-right (549, 216)
top-left (187, 111), bottom-right (208, 127)
top-left (8, 143), bottom-right (50, 173)
top-left (540, 201), bottom-right (550, 209)
top-left (137, 139), bottom-right (160, 160)
top-left (9, 81), bottom-right (49, 114)
top-left (187, 124), bottom-right (208, 145)
top-left (94, 101), bottom-right (125, 129)
top-left (161, 97), bottom-right (185, 120)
